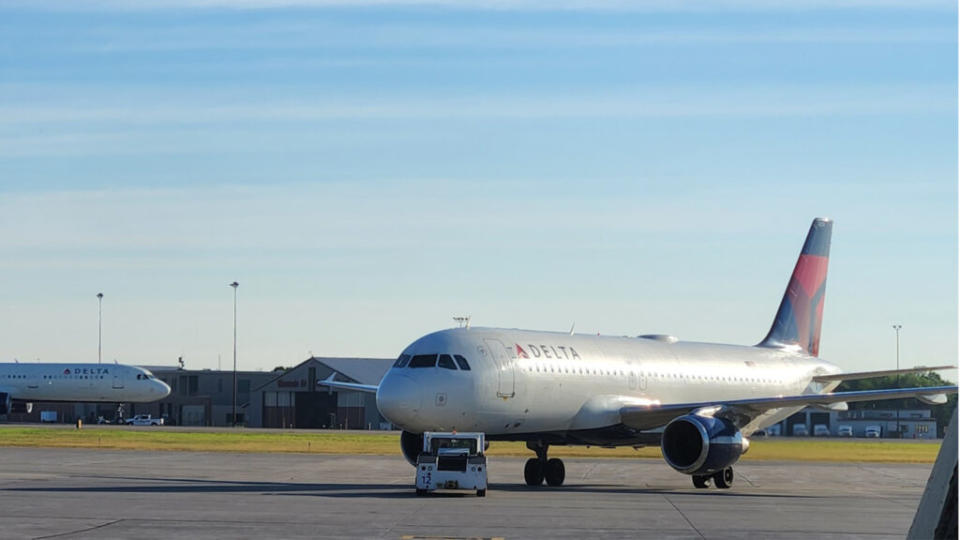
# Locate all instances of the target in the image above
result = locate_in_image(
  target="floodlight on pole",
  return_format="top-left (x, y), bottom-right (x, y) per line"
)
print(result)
top-left (97, 293), bottom-right (104, 364)
top-left (892, 324), bottom-right (902, 437)
top-left (230, 282), bottom-right (239, 427)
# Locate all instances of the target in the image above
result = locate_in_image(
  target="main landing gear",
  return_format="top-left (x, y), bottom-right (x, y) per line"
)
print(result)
top-left (524, 441), bottom-right (565, 487)
top-left (692, 467), bottom-right (734, 489)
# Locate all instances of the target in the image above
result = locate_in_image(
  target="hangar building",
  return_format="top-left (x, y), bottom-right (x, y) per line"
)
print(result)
top-left (246, 357), bottom-right (393, 429)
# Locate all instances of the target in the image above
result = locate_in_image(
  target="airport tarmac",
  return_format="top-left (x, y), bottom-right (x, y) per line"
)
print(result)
top-left (0, 447), bottom-right (931, 539)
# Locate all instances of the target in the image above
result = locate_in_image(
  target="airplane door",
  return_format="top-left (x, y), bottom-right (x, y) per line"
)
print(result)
top-left (112, 373), bottom-right (124, 389)
top-left (482, 338), bottom-right (515, 399)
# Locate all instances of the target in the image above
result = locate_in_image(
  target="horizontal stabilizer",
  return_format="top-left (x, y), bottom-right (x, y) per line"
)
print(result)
top-left (917, 394), bottom-right (948, 406)
top-left (316, 374), bottom-right (379, 394)
top-left (812, 365), bottom-right (955, 383)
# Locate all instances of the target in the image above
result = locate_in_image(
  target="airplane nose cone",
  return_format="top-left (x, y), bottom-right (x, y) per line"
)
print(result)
top-left (156, 381), bottom-right (171, 398)
top-left (376, 374), bottom-right (421, 429)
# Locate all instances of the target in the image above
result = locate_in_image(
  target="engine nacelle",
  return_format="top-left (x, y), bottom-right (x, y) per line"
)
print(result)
top-left (400, 430), bottom-right (423, 466)
top-left (0, 394), bottom-right (31, 415)
top-left (661, 414), bottom-right (749, 475)
top-left (11, 401), bottom-right (32, 414)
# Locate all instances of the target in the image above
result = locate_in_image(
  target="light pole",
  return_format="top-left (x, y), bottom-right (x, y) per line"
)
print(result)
top-left (97, 293), bottom-right (103, 364)
top-left (230, 282), bottom-right (239, 427)
top-left (892, 324), bottom-right (902, 437)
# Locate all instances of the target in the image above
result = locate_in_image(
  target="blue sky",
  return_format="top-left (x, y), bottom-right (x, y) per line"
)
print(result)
top-left (0, 1), bottom-right (956, 379)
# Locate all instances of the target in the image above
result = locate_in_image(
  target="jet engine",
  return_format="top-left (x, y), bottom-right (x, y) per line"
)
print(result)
top-left (400, 430), bottom-right (424, 466)
top-left (0, 393), bottom-right (31, 415)
top-left (660, 414), bottom-right (750, 475)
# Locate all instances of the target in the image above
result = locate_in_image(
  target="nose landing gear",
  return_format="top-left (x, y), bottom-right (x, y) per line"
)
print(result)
top-left (524, 441), bottom-right (566, 487)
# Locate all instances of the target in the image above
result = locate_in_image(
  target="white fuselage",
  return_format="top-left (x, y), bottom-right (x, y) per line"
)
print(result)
top-left (377, 328), bottom-right (842, 443)
top-left (0, 363), bottom-right (170, 403)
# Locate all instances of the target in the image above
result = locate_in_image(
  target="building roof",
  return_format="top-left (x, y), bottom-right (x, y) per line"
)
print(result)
top-left (250, 356), bottom-right (394, 393)
top-left (140, 365), bottom-right (275, 376)
top-left (312, 357), bottom-right (393, 385)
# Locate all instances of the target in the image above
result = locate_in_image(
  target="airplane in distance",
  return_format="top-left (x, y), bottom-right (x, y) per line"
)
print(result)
top-left (0, 362), bottom-right (171, 417)
top-left (321, 218), bottom-right (957, 489)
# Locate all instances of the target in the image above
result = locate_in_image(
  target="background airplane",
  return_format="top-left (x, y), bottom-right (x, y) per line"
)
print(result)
top-left (0, 362), bottom-right (171, 417)
top-left (321, 218), bottom-right (956, 489)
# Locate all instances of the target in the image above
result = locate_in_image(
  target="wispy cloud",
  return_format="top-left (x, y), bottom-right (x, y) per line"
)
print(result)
top-left (4, 0), bottom-right (954, 12)
top-left (1, 85), bottom-right (952, 124)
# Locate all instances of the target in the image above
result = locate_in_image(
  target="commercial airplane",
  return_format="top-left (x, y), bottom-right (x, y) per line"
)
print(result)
top-left (321, 218), bottom-right (957, 489)
top-left (0, 362), bottom-right (171, 416)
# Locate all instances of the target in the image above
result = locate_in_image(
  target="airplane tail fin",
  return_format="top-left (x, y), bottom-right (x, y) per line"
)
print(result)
top-left (758, 218), bottom-right (832, 356)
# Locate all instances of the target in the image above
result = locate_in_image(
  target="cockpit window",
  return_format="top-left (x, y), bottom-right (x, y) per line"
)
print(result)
top-left (408, 354), bottom-right (438, 368)
top-left (437, 354), bottom-right (456, 370)
top-left (393, 354), bottom-right (411, 368)
top-left (454, 355), bottom-right (471, 371)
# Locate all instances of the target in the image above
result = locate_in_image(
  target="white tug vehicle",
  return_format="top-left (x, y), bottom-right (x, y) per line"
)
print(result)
top-left (415, 432), bottom-right (487, 497)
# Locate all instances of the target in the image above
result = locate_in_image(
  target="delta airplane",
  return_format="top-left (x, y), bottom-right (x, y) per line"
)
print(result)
top-left (322, 218), bottom-right (957, 489)
top-left (0, 363), bottom-right (171, 416)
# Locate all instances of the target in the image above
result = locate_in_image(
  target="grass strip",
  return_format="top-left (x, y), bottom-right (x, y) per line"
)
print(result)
top-left (0, 428), bottom-right (941, 463)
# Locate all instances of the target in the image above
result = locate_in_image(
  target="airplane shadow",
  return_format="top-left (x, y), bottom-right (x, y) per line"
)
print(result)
top-left (2, 475), bottom-right (820, 500)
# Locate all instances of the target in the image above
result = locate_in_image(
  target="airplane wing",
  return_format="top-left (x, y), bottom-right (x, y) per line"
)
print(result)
top-left (811, 365), bottom-right (955, 383)
top-left (316, 374), bottom-right (379, 394)
top-left (619, 385), bottom-right (958, 430)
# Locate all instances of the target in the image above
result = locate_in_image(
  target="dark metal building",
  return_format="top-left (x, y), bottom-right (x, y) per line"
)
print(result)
top-left (247, 357), bottom-right (393, 429)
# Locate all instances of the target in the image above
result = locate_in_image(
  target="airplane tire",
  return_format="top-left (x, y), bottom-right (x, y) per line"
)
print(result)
top-left (524, 458), bottom-right (544, 486)
top-left (415, 488), bottom-right (426, 496)
top-left (713, 467), bottom-right (734, 489)
top-left (476, 489), bottom-right (486, 497)
top-left (544, 458), bottom-right (565, 486)
top-left (692, 475), bottom-right (710, 488)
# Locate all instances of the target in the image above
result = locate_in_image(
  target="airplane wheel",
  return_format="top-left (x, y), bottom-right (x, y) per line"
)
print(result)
top-left (692, 475), bottom-right (710, 489)
top-left (524, 458), bottom-right (544, 486)
top-left (713, 467), bottom-right (734, 489)
top-left (544, 458), bottom-right (565, 486)
top-left (476, 489), bottom-right (486, 497)
top-left (415, 488), bottom-right (426, 496)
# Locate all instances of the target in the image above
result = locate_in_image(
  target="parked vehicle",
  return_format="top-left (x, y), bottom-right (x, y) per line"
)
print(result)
top-left (792, 424), bottom-right (809, 437)
top-left (864, 425), bottom-right (882, 438)
top-left (40, 411), bottom-right (57, 423)
top-left (837, 425), bottom-right (853, 437)
top-left (813, 424), bottom-right (830, 437)
top-left (415, 432), bottom-right (487, 497)
top-left (125, 414), bottom-right (163, 426)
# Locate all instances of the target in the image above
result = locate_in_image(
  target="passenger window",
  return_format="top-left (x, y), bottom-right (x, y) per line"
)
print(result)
top-left (393, 354), bottom-right (411, 368)
top-left (453, 355), bottom-right (471, 371)
top-left (409, 354), bottom-right (438, 368)
top-left (437, 354), bottom-right (457, 370)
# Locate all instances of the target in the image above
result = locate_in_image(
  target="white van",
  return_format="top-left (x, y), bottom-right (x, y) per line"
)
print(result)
top-left (837, 425), bottom-right (853, 437)
top-left (813, 424), bottom-right (830, 437)
top-left (792, 424), bottom-right (809, 436)
top-left (864, 425), bottom-right (882, 438)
